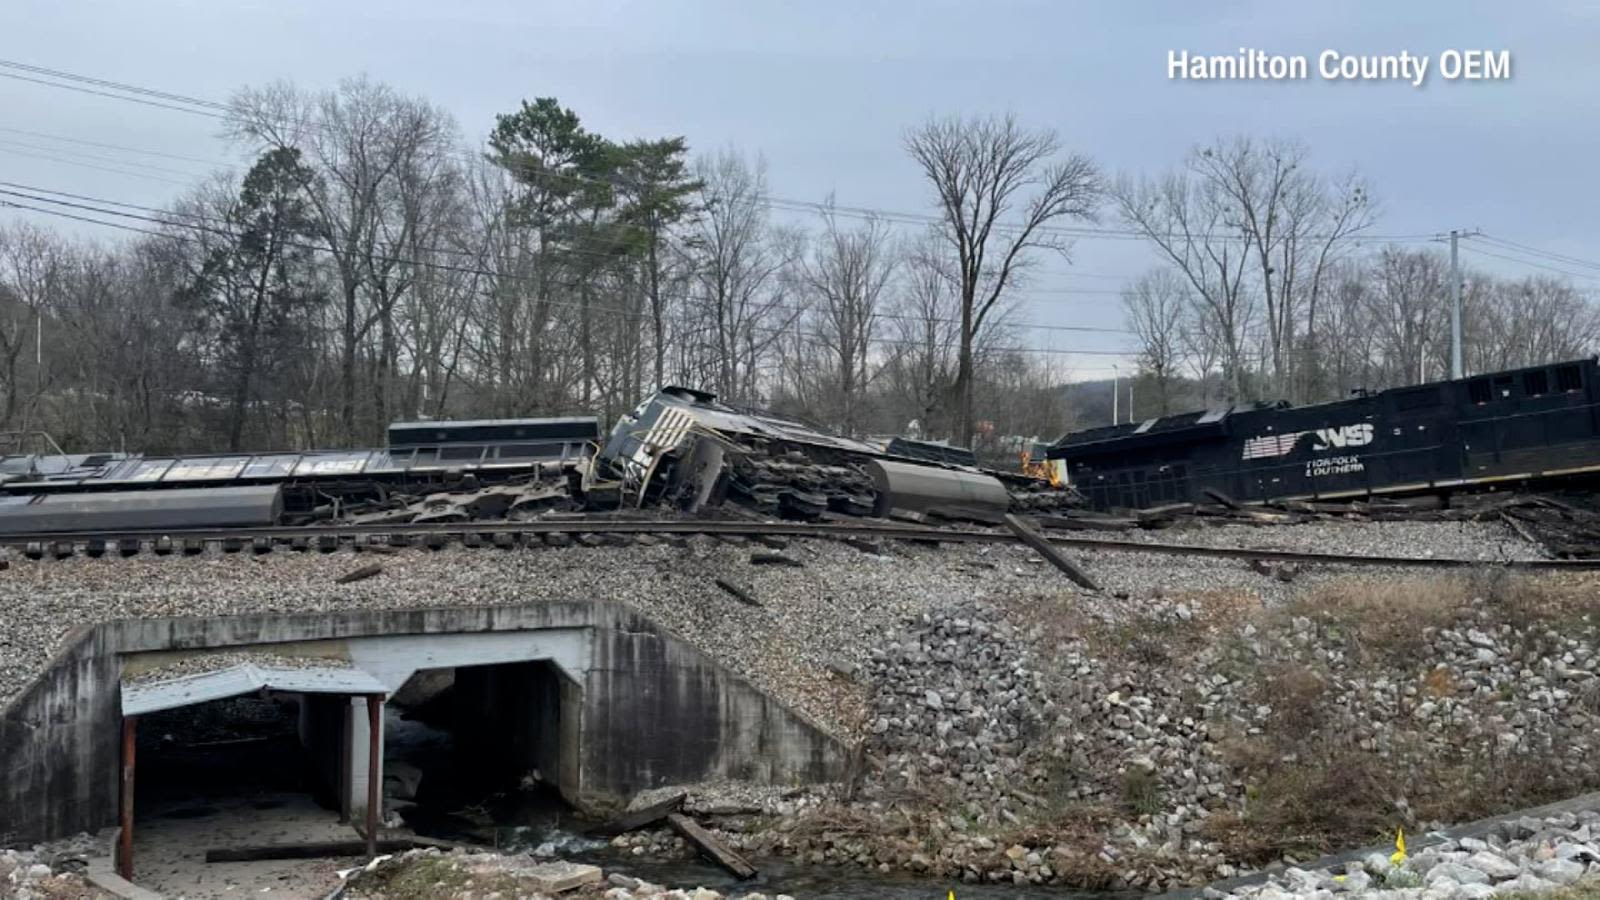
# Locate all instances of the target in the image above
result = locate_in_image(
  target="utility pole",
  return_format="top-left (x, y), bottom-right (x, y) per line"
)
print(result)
top-left (1111, 364), bottom-right (1119, 425)
top-left (1450, 230), bottom-right (1463, 380)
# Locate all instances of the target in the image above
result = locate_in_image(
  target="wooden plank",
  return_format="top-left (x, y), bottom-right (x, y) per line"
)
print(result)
top-left (748, 551), bottom-right (803, 568)
top-left (335, 563), bottom-right (383, 585)
top-left (205, 839), bottom-right (421, 862)
top-left (1032, 513), bottom-right (1138, 531)
top-left (714, 578), bottom-right (762, 607)
top-left (666, 813), bottom-right (758, 880)
top-left (1203, 488), bottom-right (1242, 510)
top-left (589, 792), bottom-right (686, 836)
top-left (1003, 513), bottom-right (1100, 592)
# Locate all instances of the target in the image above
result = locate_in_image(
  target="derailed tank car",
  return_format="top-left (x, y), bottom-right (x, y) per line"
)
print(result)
top-left (1049, 358), bottom-right (1600, 510)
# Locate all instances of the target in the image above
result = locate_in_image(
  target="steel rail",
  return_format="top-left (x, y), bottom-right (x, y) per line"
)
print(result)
top-left (0, 515), bottom-right (1591, 570)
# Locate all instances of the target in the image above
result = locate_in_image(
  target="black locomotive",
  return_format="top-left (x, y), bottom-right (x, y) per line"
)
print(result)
top-left (1048, 358), bottom-right (1600, 511)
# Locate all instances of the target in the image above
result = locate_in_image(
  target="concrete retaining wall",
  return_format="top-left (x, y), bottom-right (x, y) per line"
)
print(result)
top-left (0, 601), bottom-right (846, 845)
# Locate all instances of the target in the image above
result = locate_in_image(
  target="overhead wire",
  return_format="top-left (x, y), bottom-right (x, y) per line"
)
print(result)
top-left (0, 57), bottom-right (1443, 246)
top-left (0, 189), bottom-right (1140, 353)
top-left (0, 179), bottom-right (1139, 306)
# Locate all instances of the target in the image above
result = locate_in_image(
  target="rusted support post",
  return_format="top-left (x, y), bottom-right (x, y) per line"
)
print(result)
top-left (364, 695), bottom-right (382, 859)
top-left (118, 715), bottom-right (137, 881)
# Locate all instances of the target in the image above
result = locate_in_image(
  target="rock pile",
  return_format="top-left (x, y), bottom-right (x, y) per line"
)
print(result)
top-left (1216, 807), bottom-right (1600, 898)
top-left (859, 602), bottom-right (1055, 827)
top-left (732, 572), bottom-right (1600, 891)
top-left (0, 834), bottom-right (105, 899)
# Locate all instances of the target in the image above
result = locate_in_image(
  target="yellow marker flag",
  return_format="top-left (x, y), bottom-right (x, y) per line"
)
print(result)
top-left (1390, 827), bottom-right (1407, 865)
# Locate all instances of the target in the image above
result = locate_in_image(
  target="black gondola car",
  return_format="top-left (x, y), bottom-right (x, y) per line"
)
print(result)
top-left (1048, 358), bottom-right (1600, 510)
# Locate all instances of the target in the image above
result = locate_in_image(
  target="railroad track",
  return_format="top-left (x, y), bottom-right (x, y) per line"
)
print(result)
top-left (0, 515), bottom-right (1594, 571)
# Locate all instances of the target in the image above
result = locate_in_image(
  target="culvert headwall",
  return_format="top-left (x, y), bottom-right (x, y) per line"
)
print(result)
top-left (0, 601), bottom-right (847, 846)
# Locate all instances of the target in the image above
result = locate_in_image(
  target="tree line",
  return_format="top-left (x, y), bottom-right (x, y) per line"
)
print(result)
top-left (0, 78), bottom-right (1591, 459)
top-left (1116, 137), bottom-right (1598, 416)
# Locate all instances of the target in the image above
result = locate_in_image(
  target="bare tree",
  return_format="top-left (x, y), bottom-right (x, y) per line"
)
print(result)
top-left (1193, 138), bottom-right (1374, 399)
top-left (878, 231), bottom-right (961, 437)
top-left (796, 205), bottom-right (897, 434)
top-left (1113, 170), bottom-right (1254, 401)
top-left (905, 113), bottom-right (1101, 446)
top-left (1368, 246), bottom-right (1447, 384)
top-left (0, 223), bottom-right (60, 432)
top-left (228, 76), bottom-right (459, 444)
top-left (1123, 269), bottom-right (1189, 414)
top-left (687, 150), bottom-right (799, 404)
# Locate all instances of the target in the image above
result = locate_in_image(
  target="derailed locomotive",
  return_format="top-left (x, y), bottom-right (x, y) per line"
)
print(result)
top-left (584, 386), bottom-right (1027, 520)
top-left (1049, 358), bottom-right (1600, 510)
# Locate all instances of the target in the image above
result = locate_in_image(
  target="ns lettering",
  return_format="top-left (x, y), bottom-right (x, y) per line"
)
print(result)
top-left (1311, 423), bottom-right (1374, 451)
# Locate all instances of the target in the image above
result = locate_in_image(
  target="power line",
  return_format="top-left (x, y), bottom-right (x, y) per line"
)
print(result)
top-left (0, 136), bottom-right (208, 178)
top-left (0, 125), bottom-right (234, 167)
top-left (0, 57), bottom-right (1443, 246)
top-left (1458, 243), bottom-right (1600, 283)
top-left (0, 59), bottom-right (233, 112)
top-left (0, 70), bottom-right (229, 119)
top-left (0, 179), bottom-right (1138, 304)
top-left (0, 189), bottom-right (1140, 350)
top-left (1475, 234), bottom-right (1600, 274)
top-left (0, 145), bottom-right (197, 187)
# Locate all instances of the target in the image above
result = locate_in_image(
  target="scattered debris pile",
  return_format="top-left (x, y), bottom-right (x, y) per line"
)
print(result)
top-left (1468, 493), bottom-right (1600, 559)
top-left (0, 834), bottom-right (107, 900)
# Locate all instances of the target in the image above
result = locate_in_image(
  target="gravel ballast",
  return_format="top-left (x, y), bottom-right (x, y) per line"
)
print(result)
top-left (0, 519), bottom-right (1541, 732)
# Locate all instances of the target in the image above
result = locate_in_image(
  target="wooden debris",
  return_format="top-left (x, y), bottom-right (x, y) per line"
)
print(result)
top-left (1203, 488), bottom-right (1242, 510)
top-left (838, 536), bottom-right (885, 554)
top-left (335, 563), bottom-right (383, 585)
top-left (1033, 513), bottom-right (1138, 531)
top-left (749, 551), bottom-right (803, 567)
top-left (666, 813), bottom-right (758, 880)
top-left (589, 792), bottom-right (686, 836)
top-left (1003, 513), bottom-right (1100, 592)
top-left (714, 578), bottom-right (762, 607)
top-left (205, 839), bottom-right (423, 862)
top-left (1135, 503), bottom-right (1196, 528)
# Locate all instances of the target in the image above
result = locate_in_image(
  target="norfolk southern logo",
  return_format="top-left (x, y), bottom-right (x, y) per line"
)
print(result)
top-left (1241, 423), bottom-right (1374, 460)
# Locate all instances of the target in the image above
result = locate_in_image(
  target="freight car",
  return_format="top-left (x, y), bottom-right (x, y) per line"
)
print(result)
top-left (1048, 358), bottom-right (1600, 510)
top-left (0, 417), bottom-right (600, 528)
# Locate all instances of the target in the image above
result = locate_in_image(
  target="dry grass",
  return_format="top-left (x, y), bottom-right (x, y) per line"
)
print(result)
top-left (1269, 574), bottom-right (1469, 666)
top-left (1478, 569), bottom-right (1600, 631)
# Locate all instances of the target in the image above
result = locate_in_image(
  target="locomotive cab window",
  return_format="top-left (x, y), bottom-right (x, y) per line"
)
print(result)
top-left (1557, 364), bottom-right (1583, 392)
top-left (1523, 370), bottom-right (1549, 397)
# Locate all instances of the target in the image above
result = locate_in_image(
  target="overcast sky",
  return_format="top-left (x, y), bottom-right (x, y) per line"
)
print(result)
top-left (3, 0), bottom-right (1597, 379)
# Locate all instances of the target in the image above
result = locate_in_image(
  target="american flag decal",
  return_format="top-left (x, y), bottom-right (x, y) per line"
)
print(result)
top-left (1241, 431), bottom-right (1306, 460)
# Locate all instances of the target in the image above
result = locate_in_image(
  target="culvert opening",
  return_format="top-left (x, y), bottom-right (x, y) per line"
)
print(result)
top-left (386, 659), bottom-right (591, 853)
top-left (125, 691), bottom-right (364, 890)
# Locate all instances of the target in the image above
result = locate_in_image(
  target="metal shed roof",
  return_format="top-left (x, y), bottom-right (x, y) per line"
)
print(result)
top-left (121, 663), bottom-right (386, 716)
